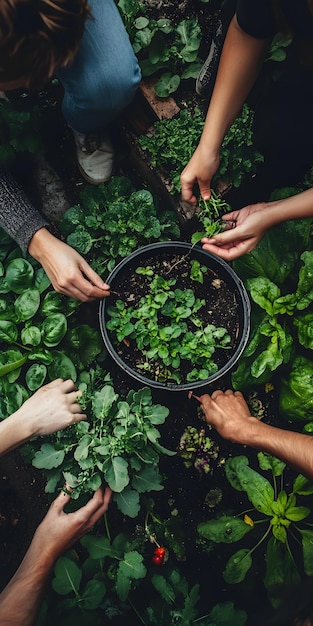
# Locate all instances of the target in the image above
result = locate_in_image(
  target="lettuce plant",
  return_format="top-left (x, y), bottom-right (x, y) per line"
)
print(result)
top-left (59, 176), bottom-right (180, 275)
top-left (232, 222), bottom-right (313, 390)
top-left (0, 242), bottom-right (104, 416)
top-left (24, 382), bottom-right (174, 518)
top-left (198, 453), bottom-right (313, 606)
top-left (106, 266), bottom-right (231, 384)
top-left (117, 0), bottom-right (203, 97)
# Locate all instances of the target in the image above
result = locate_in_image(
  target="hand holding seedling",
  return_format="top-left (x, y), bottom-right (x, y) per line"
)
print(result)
top-left (0, 379), bottom-right (86, 455)
top-left (180, 142), bottom-right (220, 204)
top-left (201, 202), bottom-right (270, 261)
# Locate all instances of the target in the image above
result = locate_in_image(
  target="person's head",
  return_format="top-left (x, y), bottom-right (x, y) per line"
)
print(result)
top-left (0, 0), bottom-right (90, 91)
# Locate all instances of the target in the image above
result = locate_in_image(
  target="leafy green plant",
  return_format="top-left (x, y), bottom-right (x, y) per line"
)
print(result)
top-left (59, 176), bottom-right (180, 275)
top-left (24, 381), bottom-right (174, 517)
top-left (279, 355), bottom-right (313, 422)
top-left (198, 453), bottom-right (313, 605)
top-left (117, 0), bottom-right (203, 97)
top-left (138, 104), bottom-right (263, 194)
top-left (106, 265), bottom-right (231, 384)
top-left (0, 244), bottom-right (104, 417)
top-left (231, 207), bottom-right (313, 390)
top-left (191, 192), bottom-right (232, 244)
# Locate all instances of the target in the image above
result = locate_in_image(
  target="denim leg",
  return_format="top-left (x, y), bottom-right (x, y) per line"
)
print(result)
top-left (56, 0), bottom-right (141, 133)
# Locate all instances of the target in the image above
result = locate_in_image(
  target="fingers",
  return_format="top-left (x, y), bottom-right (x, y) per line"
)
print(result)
top-left (51, 488), bottom-right (72, 513)
top-left (204, 389), bottom-right (243, 401)
top-left (201, 241), bottom-right (247, 261)
top-left (79, 260), bottom-right (110, 292)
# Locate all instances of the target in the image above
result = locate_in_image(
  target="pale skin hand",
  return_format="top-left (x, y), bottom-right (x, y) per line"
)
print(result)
top-left (201, 188), bottom-right (313, 261)
top-left (28, 228), bottom-right (110, 302)
top-left (201, 202), bottom-right (270, 261)
top-left (199, 389), bottom-right (313, 481)
top-left (0, 486), bottom-right (112, 626)
top-left (0, 378), bottom-right (87, 455)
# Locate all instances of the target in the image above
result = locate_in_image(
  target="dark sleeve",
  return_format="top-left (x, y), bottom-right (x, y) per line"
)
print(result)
top-left (236, 0), bottom-right (276, 38)
top-left (0, 169), bottom-right (49, 253)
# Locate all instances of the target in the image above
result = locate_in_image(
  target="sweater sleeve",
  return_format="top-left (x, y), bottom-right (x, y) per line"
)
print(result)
top-left (0, 169), bottom-right (49, 253)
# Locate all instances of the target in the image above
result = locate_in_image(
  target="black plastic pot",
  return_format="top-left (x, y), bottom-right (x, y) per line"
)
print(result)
top-left (99, 242), bottom-right (250, 391)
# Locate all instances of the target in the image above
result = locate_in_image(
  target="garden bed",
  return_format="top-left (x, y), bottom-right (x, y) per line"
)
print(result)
top-left (1, 2), bottom-right (313, 624)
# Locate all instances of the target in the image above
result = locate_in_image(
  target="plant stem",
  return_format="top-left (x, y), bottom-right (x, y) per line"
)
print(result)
top-left (128, 598), bottom-right (146, 625)
top-left (104, 512), bottom-right (111, 543)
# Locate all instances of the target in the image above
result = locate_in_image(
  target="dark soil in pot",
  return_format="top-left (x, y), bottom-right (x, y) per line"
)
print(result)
top-left (100, 242), bottom-right (250, 390)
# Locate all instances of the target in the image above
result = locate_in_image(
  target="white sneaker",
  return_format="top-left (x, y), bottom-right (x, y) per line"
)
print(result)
top-left (72, 128), bottom-right (114, 184)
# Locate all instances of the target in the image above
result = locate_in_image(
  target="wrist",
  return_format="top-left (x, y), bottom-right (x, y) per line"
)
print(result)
top-left (28, 227), bottom-right (55, 262)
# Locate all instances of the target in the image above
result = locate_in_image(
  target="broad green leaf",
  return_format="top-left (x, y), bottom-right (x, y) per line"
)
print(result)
top-left (26, 363), bottom-right (47, 390)
top-left (92, 385), bottom-right (118, 417)
top-left (5, 258), bottom-right (34, 293)
top-left (143, 404), bottom-right (169, 424)
top-left (116, 551), bottom-right (146, 601)
top-left (81, 579), bottom-right (106, 609)
top-left (264, 537), bottom-right (300, 607)
top-left (257, 452), bottom-right (286, 477)
top-left (14, 288), bottom-right (40, 321)
top-left (21, 325), bottom-right (41, 346)
top-left (41, 313), bottom-right (67, 347)
top-left (52, 556), bottom-right (82, 595)
top-left (32, 443), bottom-right (65, 469)
top-left (0, 319), bottom-right (18, 343)
top-left (48, 351), bottom-right (77, 382)
top-left (198, 515), bottom-right (252, 544)
top-left (114, 487), bottom-right (140, 517)
top-left (223, 548), bottom-right (252, 584)
top-left (292, 474), bottom-right (313, 496)
top-left (300, 529), bottom-right (313, 575)
top-left (105, 456), bottom-right (129, 492)
top-left (131, 464), bottom-right (163, 493)
top-left (80, 535), bottom-right (119, 560)
top-left (225, 456), bottom-right (274, 515)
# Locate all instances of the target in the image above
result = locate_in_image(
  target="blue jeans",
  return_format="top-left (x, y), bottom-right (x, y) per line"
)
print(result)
top-left (56, 0), bottom-right (141, 133)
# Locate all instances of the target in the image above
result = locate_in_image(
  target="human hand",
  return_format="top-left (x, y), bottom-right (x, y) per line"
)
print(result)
top-left (201, 202), bottom-right (271, 261)
top-left (33, 486), bottom-right (112, 562)
top-left (14, 378), bottom-right (86, 437)
top-left (199, 389), bottom-right (256, 444)
top-left (28, 228), bottom-right (110, 302)
top-left (180, 144), bottom-right (220, 204)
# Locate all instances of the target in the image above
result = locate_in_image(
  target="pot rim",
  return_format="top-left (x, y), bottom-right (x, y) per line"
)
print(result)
top-left (99, 241), bottom-right (251, 391)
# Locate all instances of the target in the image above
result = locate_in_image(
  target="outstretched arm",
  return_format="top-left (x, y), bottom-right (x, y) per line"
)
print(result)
top-left (199, 389), bottom-right (313, 480)
top-left (201, 187), bottom-right (313, 261)
top-left (0, 486), bottom-right (112, 626)
top-left (180, 15), bottom-right (269, 204)
top-left (0, 378), bottom-right (87, 456)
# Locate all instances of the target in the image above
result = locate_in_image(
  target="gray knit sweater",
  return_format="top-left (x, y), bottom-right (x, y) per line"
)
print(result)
top-left (0, 169), bottom-right (49, 252)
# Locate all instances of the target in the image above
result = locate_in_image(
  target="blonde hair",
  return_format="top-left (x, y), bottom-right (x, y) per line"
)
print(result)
top-left (0, 0), bottom-right (90, 88)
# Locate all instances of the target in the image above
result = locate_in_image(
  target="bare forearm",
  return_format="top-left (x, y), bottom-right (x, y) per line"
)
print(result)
top-left (0, 411), bottom-right (33, 456)
top-left (238, 419), bottom-right (313, 480)
top-left (0, 544), bottom-right (54, 626)
top-left (259, 188), bottom-right (313, 229)
top-left (200, 16), bottom-right (269, 152)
